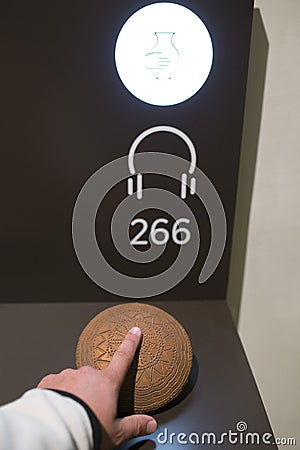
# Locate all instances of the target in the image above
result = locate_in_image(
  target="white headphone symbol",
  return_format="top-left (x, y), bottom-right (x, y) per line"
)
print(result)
top-left (127, 125), bottom-right (197, 200)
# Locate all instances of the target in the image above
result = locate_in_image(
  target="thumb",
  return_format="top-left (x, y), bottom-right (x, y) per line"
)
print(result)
top-left (117, 415), bottom-right (157, 443)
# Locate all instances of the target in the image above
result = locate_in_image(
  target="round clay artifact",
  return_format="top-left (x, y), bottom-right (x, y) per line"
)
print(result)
top-left (76, 303), bottom-right (193, 414)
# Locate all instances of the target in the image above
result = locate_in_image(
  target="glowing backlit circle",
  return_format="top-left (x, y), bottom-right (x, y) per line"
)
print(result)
top-left (115, 2), bottom-right (213, 106)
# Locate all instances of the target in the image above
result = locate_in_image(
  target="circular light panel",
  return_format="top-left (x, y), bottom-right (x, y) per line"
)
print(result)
top-left (115, 2), bottom-right (213, 106)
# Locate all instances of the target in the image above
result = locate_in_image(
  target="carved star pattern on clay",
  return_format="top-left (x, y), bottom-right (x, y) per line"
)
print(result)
top-left (76, 303), bottom-right (192, 413)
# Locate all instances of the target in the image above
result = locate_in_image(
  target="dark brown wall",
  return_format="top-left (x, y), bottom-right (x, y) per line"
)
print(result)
top-left (0, 0), bottom-right (253, 302)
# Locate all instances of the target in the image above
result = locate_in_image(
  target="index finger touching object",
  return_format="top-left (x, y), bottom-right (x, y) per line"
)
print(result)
top-left (76, 303), bottom-right (193, 414)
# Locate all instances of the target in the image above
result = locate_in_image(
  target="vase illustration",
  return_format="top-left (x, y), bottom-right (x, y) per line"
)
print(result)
top-left (145, 32), bottom-right (179, 80)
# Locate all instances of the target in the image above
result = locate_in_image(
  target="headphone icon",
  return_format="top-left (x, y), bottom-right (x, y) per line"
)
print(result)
top-left (72, 124), bottom-right (227, 294)
top-left (127, 126), bottom-right (197, 200)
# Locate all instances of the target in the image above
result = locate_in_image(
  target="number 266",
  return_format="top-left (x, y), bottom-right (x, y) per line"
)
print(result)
top-left (130, 218), bottom-right (191, 246)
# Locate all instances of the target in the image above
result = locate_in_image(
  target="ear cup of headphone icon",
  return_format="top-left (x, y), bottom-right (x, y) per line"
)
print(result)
top-left (127, 125), bottom-right (197, 200)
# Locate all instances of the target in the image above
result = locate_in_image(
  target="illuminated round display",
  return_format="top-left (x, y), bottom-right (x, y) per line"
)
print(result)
top-left (115, 2), bottom-right (213, 106)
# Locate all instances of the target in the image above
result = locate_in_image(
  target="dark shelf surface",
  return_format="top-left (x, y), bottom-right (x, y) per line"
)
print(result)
top-left (0, 300), bottom-right (276, 449)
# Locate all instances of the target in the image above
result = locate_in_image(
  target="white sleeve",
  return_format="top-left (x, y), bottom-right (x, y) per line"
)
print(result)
top-left (0, 388), bottom-right (94, 450)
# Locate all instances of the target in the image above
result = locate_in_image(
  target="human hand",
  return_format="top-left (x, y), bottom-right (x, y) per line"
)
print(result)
top-left (37, 327), bottom-right (157, 450)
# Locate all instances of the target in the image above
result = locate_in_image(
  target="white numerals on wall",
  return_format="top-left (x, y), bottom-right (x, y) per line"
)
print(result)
top-left (130, 218), bottom-right (191, 246)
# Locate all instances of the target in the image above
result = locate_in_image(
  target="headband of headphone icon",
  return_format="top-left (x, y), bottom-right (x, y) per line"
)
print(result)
top-left (127, 125), bottom-right (197, 200)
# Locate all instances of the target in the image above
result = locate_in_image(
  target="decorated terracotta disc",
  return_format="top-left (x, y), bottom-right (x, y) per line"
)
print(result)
top-left (76, 303), bottom-right (193, 414)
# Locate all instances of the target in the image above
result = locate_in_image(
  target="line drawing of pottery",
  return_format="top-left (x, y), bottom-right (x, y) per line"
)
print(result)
top-left (145, 32), bottom-right (179, 79)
